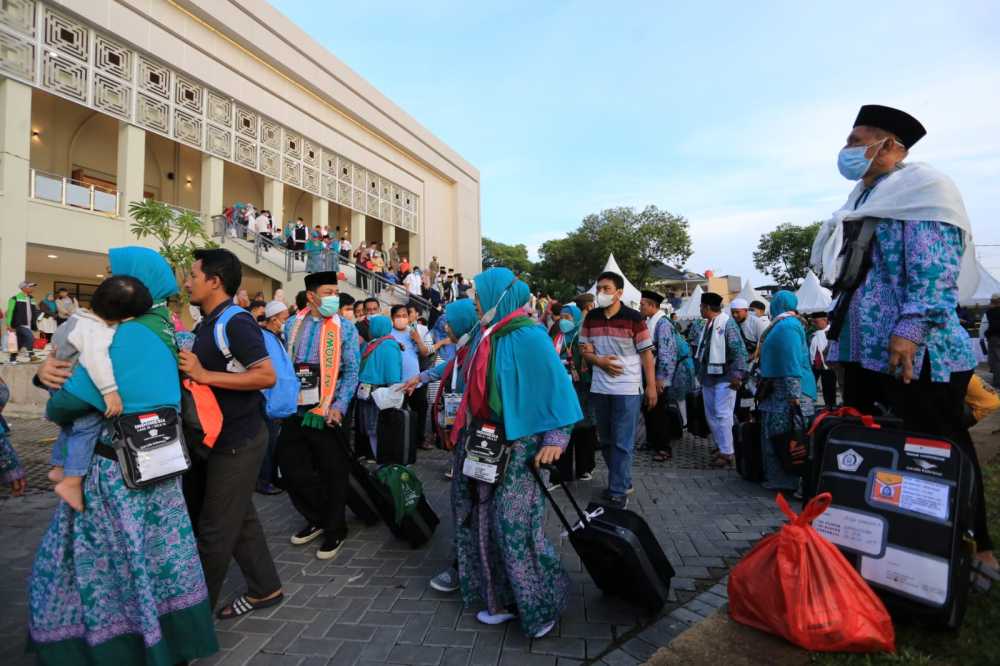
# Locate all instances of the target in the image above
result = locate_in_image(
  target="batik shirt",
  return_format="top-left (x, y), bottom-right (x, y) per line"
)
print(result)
top-left (695, 316), bottom-right (748, 385)
top-left (831, 218), bottom-right (975, 383)
top-left (651, 316), bottom-right (678, 387)
top-left (290, 314), bottom-right (361, 415)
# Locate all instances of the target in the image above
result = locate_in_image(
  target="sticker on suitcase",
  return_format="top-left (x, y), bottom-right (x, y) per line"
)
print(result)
top-left (813, 506), bottom-right (887, 557)
top-left (867, 469), bottom-right (951, 522)
top-left (860, 545), bottom-right (950, 606)
top-left (904, 437), bottom-right (952, 459)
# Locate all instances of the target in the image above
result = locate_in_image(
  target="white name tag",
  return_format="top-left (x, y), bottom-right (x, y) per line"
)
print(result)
top-left (356, 383), bottom-right (373, 401)
top-left (442, 393), bottom-right (461, 427)
top-left (740, 398), bottom-right (755, 408)
top-left (707, 364), bottom-right (724, 375)
top-left (463, 457), bottom-right (500, 484)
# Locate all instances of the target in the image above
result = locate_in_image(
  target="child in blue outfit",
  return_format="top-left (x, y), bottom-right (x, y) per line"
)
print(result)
top-left (47, 275), bottom-right (152, 511)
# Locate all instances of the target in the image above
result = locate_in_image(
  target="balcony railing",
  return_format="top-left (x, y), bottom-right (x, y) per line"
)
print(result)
top-left (29, 168), bottom-right (119, 215)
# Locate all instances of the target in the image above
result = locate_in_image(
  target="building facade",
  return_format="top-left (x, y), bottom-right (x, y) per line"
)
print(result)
top-left (0, 0), bottom-right (481, 303)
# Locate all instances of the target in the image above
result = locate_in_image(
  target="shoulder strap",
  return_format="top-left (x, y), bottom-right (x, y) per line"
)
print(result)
top-left (213, 305), bottom-right (246, 362)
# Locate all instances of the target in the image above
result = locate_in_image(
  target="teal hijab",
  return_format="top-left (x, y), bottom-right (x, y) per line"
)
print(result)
top-left (562, 303), bottom-right (584, 345)
top-left (759, 290), bottom-right (817, 400)
top-left (359, 315), bottom-right (402, 385)
top-left (61, 247), bottom-right (181, 413)
top-left (445, 299), bottom-right (478, 340)
top-left (472, 267), bottom-right (581, 440)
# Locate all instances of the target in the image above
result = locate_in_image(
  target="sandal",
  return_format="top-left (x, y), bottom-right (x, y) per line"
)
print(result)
top-left (709, 454), bottom-right (734, 468)
top-left (216, 592), bottom-right (284, 620)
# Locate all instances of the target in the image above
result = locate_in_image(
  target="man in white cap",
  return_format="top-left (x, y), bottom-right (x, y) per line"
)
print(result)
top-left (5, 280), bottom-right (38, 362)
top-left (256, 299), bottom-right (291, 495)
top-left (729, 298), bottom-right (768, 358)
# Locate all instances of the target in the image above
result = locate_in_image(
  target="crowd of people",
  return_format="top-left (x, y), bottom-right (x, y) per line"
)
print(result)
top-left (1, 103), bottom-right (1000, 663)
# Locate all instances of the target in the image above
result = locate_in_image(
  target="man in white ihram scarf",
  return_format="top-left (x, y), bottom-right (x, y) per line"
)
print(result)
top-left (810, 104), bottom-right (994, 572)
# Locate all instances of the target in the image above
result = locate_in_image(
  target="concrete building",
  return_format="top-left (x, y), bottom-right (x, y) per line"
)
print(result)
top-left (0, 0), bottom-right (481, 305)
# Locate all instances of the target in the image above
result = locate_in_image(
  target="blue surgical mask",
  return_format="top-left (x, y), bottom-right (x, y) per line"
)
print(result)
top-left (318, 295), bottom-right (340, 317)
top-left (837, 139), bottom-right (885, 181)
top-left (558, 319), bottom-right (575, 334)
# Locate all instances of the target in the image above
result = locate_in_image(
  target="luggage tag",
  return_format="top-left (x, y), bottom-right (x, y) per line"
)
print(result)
top-left (462, 419), bottom-right (511, 485)
top-left (440, 361), bottom-right (461, 428)
top-left (296, 363), bottom-right (320, 406)
top-left (356, 382), bottom-right (373, 401)
top-left (707, 364), bottom-right (724, 376)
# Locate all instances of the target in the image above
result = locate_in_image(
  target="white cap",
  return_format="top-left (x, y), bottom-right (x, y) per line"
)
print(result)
top-left (729, 298), bottom-right (749, 310)
top-left (264, 300), bottom-right (288, 319)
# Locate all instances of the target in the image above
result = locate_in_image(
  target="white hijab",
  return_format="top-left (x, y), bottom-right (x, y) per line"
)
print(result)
top-left (810, 162), bottom-right (976, 300)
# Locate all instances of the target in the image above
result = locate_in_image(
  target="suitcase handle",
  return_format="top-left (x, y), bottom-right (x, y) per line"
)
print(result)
top-left (528, 461), bottom-right (595, 532)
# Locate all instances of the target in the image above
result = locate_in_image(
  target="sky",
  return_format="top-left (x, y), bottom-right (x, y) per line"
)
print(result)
top-left (272, 0), bottom-right (1000, 285)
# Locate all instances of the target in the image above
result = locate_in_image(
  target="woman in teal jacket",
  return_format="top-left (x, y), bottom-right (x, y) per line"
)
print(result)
top-left (27, 247), bottom-right (218, 665)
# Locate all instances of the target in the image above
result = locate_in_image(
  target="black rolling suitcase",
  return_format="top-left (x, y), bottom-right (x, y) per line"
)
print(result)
top-left (532, 464), bottom-right (674, 613)
top-left (802, 407), bottom-right (902, 502)
top-left (733, 416), bottom-right (763, 482)
top-left (376, 406), bottom-right (418, 465)
top-left (812, 424), bottom-right (977, 629)
top-left (685, 391), bottom-right (710, 438)
top-left (345, 455), bottom-right (381, 526)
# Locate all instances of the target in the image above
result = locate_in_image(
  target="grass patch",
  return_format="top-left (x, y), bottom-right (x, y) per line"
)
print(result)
top-left (810, 458), bottom-right (1000, 666)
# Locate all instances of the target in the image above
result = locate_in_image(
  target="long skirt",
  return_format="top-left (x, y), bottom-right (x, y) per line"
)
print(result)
top-left (760, 400), bottom-right (814, 491)
top-left (27, 456), bottom-right (218, 665)
top-left (452, 435), bottom-right (570, 636)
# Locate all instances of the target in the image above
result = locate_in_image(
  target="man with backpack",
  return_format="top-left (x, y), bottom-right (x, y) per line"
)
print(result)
top-left (180, 248), bottom-right (284, 619)
top-left (276, 271), bottom-right (360, 560)
top-left (257, 300), bottom-right (295, 495)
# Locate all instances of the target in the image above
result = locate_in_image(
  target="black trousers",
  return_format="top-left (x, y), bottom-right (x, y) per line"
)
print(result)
top-left (643, 397), bottom-right (675, 453)
top-left (183, 421), bottom-right (282, 608)
top-left (550, 425), bottom-right (597, 484)
top-left (813, 367), bottom-right (838, 407)
top-left (842, 361), bottom-right (992, 552)
top-left (276, 416), bottom-right (351, 540)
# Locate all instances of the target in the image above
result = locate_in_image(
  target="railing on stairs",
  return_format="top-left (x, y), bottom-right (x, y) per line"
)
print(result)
top-left (210, 215), bottom-right (435, 313)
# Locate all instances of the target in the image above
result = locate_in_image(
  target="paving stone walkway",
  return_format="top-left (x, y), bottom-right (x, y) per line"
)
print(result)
top-left (0, 418), bottom-right (785, 665)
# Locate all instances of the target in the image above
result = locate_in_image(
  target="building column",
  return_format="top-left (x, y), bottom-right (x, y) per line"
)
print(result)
top-left (350, 211), bottom-right (365, 246)
top-left (200, 153), bottom-right (224, 228)
top-left (116, 122), bottom-right (145, 224)
top-left (408, 232), bottom-right (423, 267)
top-left (263, 178), bottom-right (284, 231)
top-left (381, 221), bottom-right (396, 249)
top-left (312, 195), bottom-right (328, 232)
top-left (0, 78), bottom-right (31, 301)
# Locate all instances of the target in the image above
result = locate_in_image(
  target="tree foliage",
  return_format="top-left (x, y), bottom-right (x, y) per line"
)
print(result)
top-left (534, 206), bottom-right (692, 299)
top-left (128, 199), bottom-right (217, 299)
top-left (752, 222), bottom-right (822, 288)
top-left (481, 237), bottom-right (533, 276)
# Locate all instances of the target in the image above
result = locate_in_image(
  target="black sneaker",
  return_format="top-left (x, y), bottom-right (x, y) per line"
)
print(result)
top-left (290, 525), bottom-right (323, 545)
top-left (316, 536), bottom-right (343, 560)
top-left (607, 495), bottom-right (629, 510)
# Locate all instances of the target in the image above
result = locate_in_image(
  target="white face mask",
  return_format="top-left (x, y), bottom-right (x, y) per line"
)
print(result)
top-left (596, 292), bottom-right (615, 308)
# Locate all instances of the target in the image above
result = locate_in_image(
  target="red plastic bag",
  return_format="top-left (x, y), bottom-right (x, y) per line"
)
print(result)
top-left (728, 493), bottom-right (895, 653)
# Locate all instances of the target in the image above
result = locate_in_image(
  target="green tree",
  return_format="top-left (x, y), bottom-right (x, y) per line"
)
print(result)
top-left (481, 237), bottom-right (534, 276)
top-left (535, 206), bottom-right (692, 297)
top-left (128, 200), bottom-right (217, 299)
top-left (752, 221), bottom-right (822, 288)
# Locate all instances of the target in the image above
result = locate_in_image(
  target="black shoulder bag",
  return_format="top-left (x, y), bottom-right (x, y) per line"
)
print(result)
top-left (828, 217), bottom-right (879, 341)
top-left (110, 407), bottom-right (191, 489)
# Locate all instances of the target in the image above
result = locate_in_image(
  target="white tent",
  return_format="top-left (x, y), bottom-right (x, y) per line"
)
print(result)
top-left (795, 270), bottom-right (833, 315)
top-left (588, 253), bottom-right (642, 310)
top-left (960, 259), bottom-right (1000, 307)
top-left (736, 279), bottom-right (764, 306)
top-left (675, 285), bottom-right (704, 320)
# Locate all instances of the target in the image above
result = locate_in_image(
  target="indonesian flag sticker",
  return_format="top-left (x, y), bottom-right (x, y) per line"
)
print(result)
top-left (904, 437), bottom-right (952, 459)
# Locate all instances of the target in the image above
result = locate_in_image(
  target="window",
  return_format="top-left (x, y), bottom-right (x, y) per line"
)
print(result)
top-left (184, 89), bottom-right (195, 102)
top-left (60, 28), bottom-right (75, 43)
top-left (107, 52), bottom-right (121, 67)
top-left (53, 281), bottom-right (100, 308)
top-left (242, 117), bottom-right (252, 129)
top-left (148, 71), bottom-right (161, 85)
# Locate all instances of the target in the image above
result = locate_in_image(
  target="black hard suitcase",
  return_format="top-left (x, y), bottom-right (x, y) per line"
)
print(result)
top-left (376, 407), bottom-right (418, 465)
top-left (813, 424), bottom-right (977, 629)
top-left (802, 409), bottom-right (902, 502)
top-left (733, 417), bottom-right (763, 482)
top-left (345, 455), bottom-right (381, 526)
top-left (685, 391), bottom-right (710, 438)
top-left (532, 464), bottom-right (674, 613)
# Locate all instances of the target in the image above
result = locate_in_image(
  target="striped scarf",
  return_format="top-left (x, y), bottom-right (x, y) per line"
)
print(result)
top-left (288, 311), bottom-right (342, 429)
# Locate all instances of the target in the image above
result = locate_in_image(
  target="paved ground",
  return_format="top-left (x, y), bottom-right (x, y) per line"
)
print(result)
top-left (0, 418), bottom-right (785, 665)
